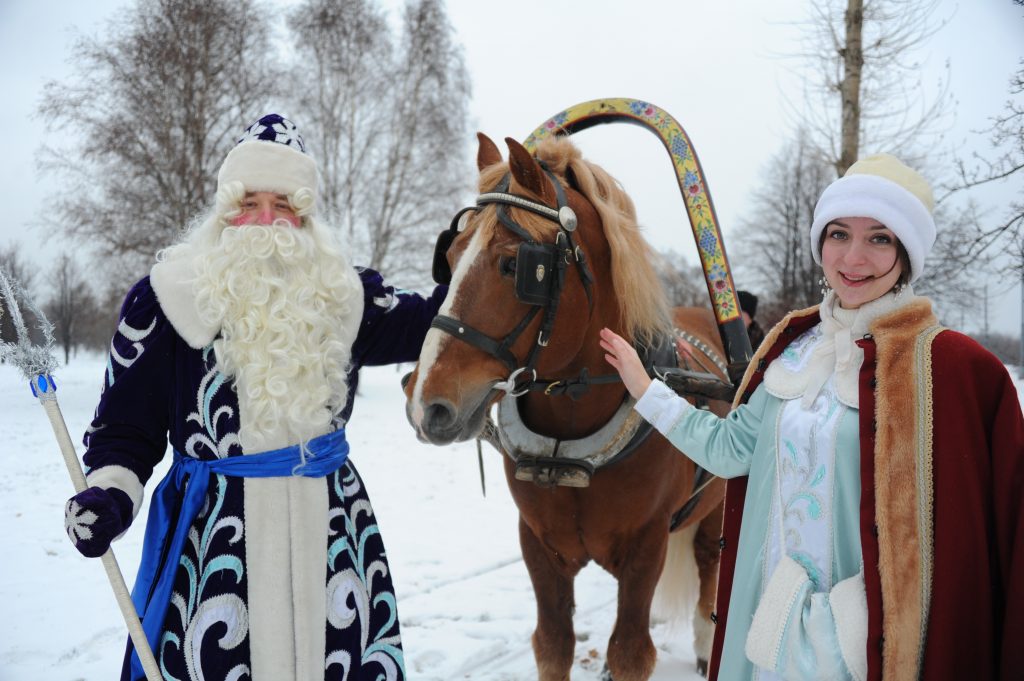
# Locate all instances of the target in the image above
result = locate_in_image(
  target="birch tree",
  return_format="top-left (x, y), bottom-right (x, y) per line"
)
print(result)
top-left (37, 0), bottom-right (281, 288)
top-left (287, 0), bottom-right (472, 285)
top-left (792, 0), bottom-right (952, 174)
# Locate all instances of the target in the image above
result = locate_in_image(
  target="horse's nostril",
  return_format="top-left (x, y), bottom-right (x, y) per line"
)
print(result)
top-left (400, 371), bottom-right (413, 389)
top-left (424, 401), bottom-right (457, 430)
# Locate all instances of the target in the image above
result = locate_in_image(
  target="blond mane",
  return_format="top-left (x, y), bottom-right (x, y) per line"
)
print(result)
top-left (475, 137), bottom-right (673, 346)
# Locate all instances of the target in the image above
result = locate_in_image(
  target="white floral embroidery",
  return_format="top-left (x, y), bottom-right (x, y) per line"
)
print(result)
top-left (65, 499), bottom-right (97, 542)
top-left (184, 346), bottom-right (240, 459)
top-left (106, 315), bottom-right (158, 388)
top-left (110, 316), bottom-right (157, 369)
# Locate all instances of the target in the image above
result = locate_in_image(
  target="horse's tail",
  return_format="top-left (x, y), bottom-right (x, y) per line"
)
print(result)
top-left (651, 522), bottom-right (699, 626)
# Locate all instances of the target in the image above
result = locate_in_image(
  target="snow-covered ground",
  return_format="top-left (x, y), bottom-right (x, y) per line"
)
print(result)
top-left (1, 355), bottom-right (713, 681)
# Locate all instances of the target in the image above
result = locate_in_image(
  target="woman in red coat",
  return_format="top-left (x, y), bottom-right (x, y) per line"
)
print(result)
top-left (603, 154), bottom-right (1024, 680)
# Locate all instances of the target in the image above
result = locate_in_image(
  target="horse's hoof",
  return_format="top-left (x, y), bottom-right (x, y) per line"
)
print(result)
top-left (600, 662), bottom-right (615, 681)
top-left (696, 657), bottom-right (708, 677)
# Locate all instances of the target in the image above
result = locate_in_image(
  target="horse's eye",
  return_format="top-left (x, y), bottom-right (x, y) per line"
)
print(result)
top-left (499, 256), bottom-right (517, 277)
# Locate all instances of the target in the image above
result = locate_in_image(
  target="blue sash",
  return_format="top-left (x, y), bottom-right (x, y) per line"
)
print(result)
top-left (128, 428), bottom-right (349, 680)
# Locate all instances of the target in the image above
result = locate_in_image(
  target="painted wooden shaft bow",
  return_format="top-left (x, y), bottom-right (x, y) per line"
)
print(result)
top-left (523, 97), bottom-right (753, 379)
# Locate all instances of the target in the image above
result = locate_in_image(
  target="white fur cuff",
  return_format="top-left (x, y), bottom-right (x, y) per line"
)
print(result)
top-left (85, 464), bottom-right (145, 521)
top-left (830, 570), bottom-right (868, 681)
top-left (745, 554), bottom-right (809, 671)
top-left (634, 379), bottom-right (693, 434)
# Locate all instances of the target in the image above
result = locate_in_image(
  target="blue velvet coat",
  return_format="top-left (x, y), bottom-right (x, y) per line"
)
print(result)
top-left (82, 269), bottom-right (445, 681)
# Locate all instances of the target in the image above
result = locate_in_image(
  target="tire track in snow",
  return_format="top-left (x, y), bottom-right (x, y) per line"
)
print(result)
top-left (399, 554), bottom-right (524, 600)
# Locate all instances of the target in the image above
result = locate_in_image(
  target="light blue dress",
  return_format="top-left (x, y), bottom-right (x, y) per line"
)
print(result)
top-left (637, 307), bottom-right (874, 681)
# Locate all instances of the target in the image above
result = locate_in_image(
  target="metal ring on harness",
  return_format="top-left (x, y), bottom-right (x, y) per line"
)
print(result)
top-left (494, 367), bottom-right (537, 398)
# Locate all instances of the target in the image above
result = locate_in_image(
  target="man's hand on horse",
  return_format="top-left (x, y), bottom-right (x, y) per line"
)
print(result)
top-left (599, 328), bottom-right (652, 400)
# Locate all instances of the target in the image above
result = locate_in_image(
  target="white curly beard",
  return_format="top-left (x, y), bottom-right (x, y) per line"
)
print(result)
top-left (191, 221), bottom-right (360, 452)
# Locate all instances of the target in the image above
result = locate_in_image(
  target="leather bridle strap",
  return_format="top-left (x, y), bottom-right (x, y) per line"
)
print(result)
top-left (431, 168), bottom-right (594, 396)
top-left (431, 305), bottom-right (543, 373)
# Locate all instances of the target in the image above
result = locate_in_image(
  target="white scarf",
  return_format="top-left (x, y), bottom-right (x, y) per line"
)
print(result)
top-left (763, 287), bottom-right (919, 409)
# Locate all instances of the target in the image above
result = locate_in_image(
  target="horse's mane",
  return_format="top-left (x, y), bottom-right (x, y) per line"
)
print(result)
top-left (477, 137), bottom-right (673, 346)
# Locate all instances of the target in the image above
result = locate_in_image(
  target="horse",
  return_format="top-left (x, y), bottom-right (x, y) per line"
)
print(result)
top-left (404, 132), bottom-right (729, 681)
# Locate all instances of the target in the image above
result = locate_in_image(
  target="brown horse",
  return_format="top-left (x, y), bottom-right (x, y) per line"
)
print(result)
top-left (404, 133), bottom-right (728, 681)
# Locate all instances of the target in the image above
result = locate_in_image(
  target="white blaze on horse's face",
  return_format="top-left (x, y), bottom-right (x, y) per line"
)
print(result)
top-left (408, 226), bottom-right (486, 432)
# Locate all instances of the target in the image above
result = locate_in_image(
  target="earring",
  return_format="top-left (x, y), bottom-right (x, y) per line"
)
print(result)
top-left (893, 281), bottom-right (906, 297)
top-left (818, 276), bottom-right (832, 297)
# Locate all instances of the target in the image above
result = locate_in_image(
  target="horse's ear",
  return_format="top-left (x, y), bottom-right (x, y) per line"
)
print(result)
top-left (477, 133), bottom-right (502, 171)
top-left (505, 137), bottom-right (555, 204)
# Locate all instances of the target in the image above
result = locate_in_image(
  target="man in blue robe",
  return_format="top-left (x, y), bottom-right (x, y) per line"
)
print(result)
top-left (62, 114), bottom-right (445, 681)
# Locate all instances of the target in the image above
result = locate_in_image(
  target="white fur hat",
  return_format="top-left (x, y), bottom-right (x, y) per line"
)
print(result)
top-left (810, 154), bottom-right (935, 283)
top-left (217, 114), bottom-right (317, 203)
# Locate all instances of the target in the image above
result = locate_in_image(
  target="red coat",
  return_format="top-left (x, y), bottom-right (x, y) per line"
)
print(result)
top-left (710, 299), bottom-right (1024, 681)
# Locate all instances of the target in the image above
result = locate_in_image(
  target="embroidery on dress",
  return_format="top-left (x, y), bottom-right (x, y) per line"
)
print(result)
top-left (106, 315), bottom-right (158, 387)
top-left (161, 473), bottom-right (248, 681)
top-left (184, 346), bottom-right (240, 459)
top-left (767, 378), bottom-right (843, 592)
top-left (778, 325), bottom-right (823, 372)
top-left (325, 466), bottom-right (404, 680)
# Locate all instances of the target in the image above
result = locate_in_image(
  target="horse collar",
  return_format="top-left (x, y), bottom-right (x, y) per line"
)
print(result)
top-left (496, 393), bottom-right (654, 476)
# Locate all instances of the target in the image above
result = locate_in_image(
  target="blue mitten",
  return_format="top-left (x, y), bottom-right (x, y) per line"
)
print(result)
top-left (65, 486), bottom-right (133, 558)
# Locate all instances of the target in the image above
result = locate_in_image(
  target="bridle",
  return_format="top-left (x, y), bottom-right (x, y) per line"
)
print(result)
top-left (430, 166), bottom-right (596, 397)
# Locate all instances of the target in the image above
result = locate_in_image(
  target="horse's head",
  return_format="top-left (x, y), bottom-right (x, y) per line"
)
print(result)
top-left (405, 133), bottom-right (670, 445)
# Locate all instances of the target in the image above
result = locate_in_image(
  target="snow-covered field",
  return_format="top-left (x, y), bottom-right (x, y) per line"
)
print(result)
top-left (1, 355), bottom-right (710, 681)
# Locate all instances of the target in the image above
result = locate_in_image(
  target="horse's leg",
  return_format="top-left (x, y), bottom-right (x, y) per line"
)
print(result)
top-left (692, 501), bottom-right (724, 676)
top-left (520, 517), bottom-right (577, 681)
top-left (605, 522), bottom-right (667, 681)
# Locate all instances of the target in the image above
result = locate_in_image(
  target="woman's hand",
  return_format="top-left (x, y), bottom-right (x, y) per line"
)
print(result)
top-left (599, 327), bottom-right (652, 400)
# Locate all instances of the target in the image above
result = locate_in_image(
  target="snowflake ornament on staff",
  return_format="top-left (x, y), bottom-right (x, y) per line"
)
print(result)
top-left (0, 267), bottom-right (163, 681)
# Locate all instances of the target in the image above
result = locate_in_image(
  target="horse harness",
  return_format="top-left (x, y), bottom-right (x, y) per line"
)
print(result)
top-left (429, 164), bottom-right (721, 524)
top-left (431, 167), bottom-right (597, 397)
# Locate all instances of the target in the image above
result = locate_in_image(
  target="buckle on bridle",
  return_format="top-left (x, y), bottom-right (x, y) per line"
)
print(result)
top-left (494, 367), bottom-right (537, 397)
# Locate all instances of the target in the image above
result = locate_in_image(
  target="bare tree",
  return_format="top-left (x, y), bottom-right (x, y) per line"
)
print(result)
top-left (284, 0), bottom-right (471, 285)
top-left (790, 0), bottom-right (952, 175)
top-left (734, 0), bottom-right (987, 321)
top-left (733, 131), bottom-right (834, 313)
top-left (44, 252), bottom-right (89, 364)
top-left (37, 0), bottom-right (281, 291)
top-left (364, 0), bottom-right (473, 284)
top-left (951, 53), bottom-right (1024, 273)
top-left (286, 0), bottom-right (393, 236)
top-left (655, 250), bottom-right (717, 308)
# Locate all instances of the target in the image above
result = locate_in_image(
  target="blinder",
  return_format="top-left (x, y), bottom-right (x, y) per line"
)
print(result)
top-left (512, 242), bottom-right (558, 306)
top-left (431, 189), bottom-right (565, 308)
top-left (429, 165), bottom-right (596, 398)
top-left (432, 206), bottom-right (475, 286)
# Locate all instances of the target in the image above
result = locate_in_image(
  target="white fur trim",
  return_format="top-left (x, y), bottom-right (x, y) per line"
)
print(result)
top-left (830, 570), bottom-right (869, 681)
top-left (238, 354), bottom-right (335, 679)
top-left (244, 476), bottom-right (295, 679)
top-left (290, 476), bottom-right (329, 680)
top-left (764, 289), bottom-right (918, 409)
top-left (810, 174), bottom-right (935, 283)
top-left (150, 257), bottom-right (219, 349)
top-left (85, 465), bottom-right (145, 521)
top-left (634, 379), bottom-right (693, 434)
top-left (218, 141), bottom-right (317, 199)
top-left (244, 475), bottom-right (330, 681)
top-left (745, 554), bottom-right (809, 671)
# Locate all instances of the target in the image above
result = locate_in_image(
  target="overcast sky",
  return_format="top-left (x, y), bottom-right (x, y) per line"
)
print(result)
top-left (1, 0), bottom-right (1021, 335)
